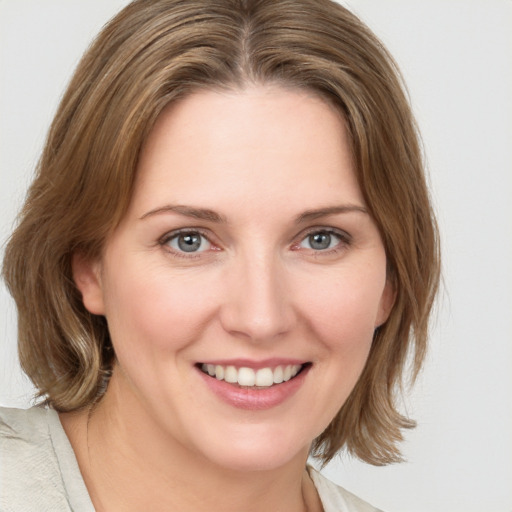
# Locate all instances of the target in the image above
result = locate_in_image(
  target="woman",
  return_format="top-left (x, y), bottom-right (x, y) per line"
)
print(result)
top-left (0, 0), bottom-right (439, 510)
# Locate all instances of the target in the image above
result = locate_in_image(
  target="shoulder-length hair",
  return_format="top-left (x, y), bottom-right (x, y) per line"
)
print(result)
top-left (2, 0), bottom-right (439, 466)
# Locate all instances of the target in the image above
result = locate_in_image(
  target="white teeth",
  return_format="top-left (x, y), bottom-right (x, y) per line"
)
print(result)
top-left (215, 365), bottom-right (224, 380)
top-left (201, 363), bottom-right (303, 387)
top-left (255, 368), bottom-right (274, 387)
top-left (273, 366), bottom-right (284, 384)
top-left (238, 367), bottom-right (256, 386)
top-left (224, 365), bottom-right (237, 383)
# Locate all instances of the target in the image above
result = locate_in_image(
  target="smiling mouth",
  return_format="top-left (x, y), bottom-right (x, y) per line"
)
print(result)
top-left (197, 363), bottom-right (310, 388)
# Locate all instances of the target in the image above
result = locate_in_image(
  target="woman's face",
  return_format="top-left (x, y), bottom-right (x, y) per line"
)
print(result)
top-left (76, 85), bottom-right (394, 471)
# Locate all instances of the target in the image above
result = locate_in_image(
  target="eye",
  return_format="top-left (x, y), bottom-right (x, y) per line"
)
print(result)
top-left (164, 231), bottom-right (211, 253)
top-left (298, 230), bottom-right (347, 251)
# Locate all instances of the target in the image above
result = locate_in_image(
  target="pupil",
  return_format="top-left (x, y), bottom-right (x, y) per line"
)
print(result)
top-left (178, 233), bottom-right (201, 252)
top-left (310, 232), bottom-right (331, 250)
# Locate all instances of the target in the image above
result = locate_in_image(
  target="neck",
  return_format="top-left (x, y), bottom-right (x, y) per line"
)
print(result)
top-left (61, 374), bottom-right (320, 512)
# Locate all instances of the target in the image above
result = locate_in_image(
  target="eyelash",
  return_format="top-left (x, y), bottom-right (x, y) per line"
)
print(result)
top-left (294, 227), bottom-right (352, 255)
top-left (159, 228), bottom-right (215, 259)
top-left (158, 227), bottom-right (352, 259)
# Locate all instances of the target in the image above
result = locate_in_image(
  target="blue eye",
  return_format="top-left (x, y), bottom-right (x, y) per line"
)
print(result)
top-left (166, 231), bottom-right (211, 253)
top-left (299, 231), bottom-right (343, 251)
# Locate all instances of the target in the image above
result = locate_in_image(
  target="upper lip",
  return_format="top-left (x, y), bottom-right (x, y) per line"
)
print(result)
top-left (196, 358), bottom-right (308, 370)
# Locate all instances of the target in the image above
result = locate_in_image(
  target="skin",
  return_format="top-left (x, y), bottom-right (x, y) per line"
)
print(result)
top-left (63, 85), bottom-right (394, 512)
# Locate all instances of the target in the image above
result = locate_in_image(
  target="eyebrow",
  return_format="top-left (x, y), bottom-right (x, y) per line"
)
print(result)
top-left (295, 205), bottom-right (368, 223)
top-left (140, 203), bottom-right (367, 223)
top-left (139, 204), bottom-right (227, 223)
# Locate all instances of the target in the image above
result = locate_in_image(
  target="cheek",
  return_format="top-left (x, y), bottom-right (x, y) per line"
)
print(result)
top-left (287, 270), bottom-right (385, 437)
top-left (296, 265), bottom-right (386, 353)
top-left (101, 265), bottom-right (219, 363)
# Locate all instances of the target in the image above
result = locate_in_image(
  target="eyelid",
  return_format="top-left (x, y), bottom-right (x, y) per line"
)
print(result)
top-left (158, 227), bottom-right (220, 258)
top-left (291, 226), bottom-right (352, 253)
top-left (158, 227), bottom-right (212, 245)
top-left (158, 225), bottom-right (351, 258)
top-left (298, 226), bottom-right (352, 243)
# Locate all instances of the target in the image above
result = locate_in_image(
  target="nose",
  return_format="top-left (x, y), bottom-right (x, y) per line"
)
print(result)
top-left (219, 251), bottom-right (296, 343)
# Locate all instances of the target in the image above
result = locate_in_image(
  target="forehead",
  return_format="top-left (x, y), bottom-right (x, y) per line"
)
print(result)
top-left (129, 85), bottom-right (363, 218)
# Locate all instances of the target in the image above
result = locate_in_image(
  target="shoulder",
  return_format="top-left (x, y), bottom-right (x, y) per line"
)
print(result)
top-left (0, 405), bottom-right (53, 461)
top-left (0, 404), bottom-right (49, 437)
top-left (308, 466), bottom-right (384, 512)
top-left (0, 406), bottom-right (75, 511)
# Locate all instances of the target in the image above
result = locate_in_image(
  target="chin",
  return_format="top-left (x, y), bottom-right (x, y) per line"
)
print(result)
top-left (208, 444), bottom-right (307, 473)
top-left (190, 426), bottom-right (311, 473)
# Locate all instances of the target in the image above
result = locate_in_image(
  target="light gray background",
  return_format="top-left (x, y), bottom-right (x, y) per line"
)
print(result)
top-left (1, 1), bottom-right (511, 511)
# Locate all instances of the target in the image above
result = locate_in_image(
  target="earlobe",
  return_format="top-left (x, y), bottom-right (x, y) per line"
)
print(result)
top-left (375, 277), bottom-right (396, 328)
top-left (72, 252), bottom-right (106, 315)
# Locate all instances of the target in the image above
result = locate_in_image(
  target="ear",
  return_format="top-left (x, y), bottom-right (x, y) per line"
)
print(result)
top-left (72, 252), bottom-right (106, 315)
top-left (375, 277), bottom-right (396, 328)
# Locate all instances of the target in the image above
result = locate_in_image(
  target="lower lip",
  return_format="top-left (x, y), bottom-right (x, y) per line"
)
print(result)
top-left (197, 365), bottom-right (310, 411)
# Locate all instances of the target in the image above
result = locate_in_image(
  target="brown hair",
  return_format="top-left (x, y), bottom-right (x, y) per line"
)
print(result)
top-left (2, 0), bottom-right (439, 465)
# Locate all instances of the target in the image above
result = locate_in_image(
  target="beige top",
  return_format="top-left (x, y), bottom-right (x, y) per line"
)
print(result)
top-left (0, 406), bottom-right (382, 512)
